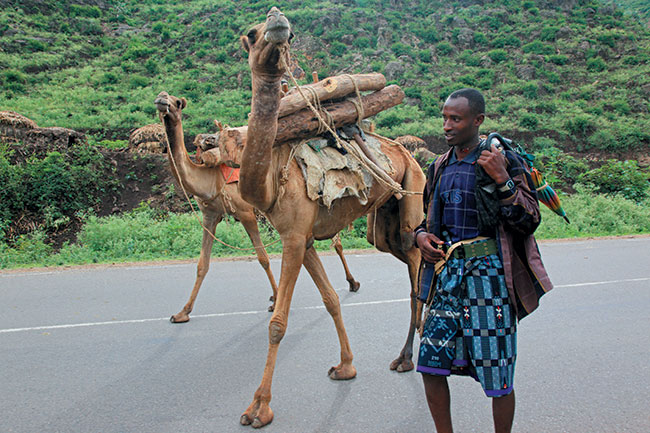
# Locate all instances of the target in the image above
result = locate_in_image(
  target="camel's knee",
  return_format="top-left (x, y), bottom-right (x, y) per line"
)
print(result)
top-left (196, 262), bottom-right (210, 278)
top-left (257, 254), bottom-right (270, 270)
top-left (268, 319), bottom-right (286, 345)
top-left (322, 292), bottom-right (341, 316)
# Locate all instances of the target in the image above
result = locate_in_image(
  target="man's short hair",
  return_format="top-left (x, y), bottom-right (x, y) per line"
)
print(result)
top-left (447, 88), bottom-right (485, 115)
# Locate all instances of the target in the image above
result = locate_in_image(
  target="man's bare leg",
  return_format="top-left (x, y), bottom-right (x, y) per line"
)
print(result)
top-left (422, 374), bottom-right (453, 433)
top-left (492, 389), bottom-right (515, 433)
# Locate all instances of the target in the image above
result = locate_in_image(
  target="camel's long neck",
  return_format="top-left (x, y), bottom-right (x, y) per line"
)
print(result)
top-left (162, 117), bottom-right (218, 201)
top-left (239, 74), bottom-right (282, 211)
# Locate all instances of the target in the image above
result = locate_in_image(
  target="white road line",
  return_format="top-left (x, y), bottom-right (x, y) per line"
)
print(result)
top-left (1, 277), bottom-right (648, 334)
top-left (554, 277), bottom-right (650, 288)
top-left (0, 298), bottom-right (410, 334)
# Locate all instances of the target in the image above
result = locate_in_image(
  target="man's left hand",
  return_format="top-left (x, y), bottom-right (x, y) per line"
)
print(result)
top-left (477, 143), bottom-right (509, 184)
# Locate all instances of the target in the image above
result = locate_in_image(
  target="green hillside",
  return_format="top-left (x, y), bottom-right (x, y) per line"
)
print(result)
top-left (1, 0), bottom-right (649, 153)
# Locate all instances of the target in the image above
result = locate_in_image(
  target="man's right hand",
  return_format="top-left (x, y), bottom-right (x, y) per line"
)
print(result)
top-left (416, 232), bottom-right (446, 264)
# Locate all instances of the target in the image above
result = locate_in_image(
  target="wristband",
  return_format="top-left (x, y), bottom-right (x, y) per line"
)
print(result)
top-left (497, 178), bottom-right (515, 192)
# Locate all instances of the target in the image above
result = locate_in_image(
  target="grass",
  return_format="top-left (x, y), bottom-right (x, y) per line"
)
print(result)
top-left (2, 192), bottom-right (649, 270)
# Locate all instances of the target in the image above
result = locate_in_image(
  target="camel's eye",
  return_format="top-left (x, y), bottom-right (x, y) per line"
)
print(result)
top-left (247, 29), bottom-right (257, 45)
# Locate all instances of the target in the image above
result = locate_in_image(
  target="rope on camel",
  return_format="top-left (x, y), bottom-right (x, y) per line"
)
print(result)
top-left (278, 47), bottom-right (421, 197)
top-left (161, 121), bottom-right (281, 252)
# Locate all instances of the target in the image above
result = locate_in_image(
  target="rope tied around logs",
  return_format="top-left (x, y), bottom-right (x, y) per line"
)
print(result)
top-left (342, 73), bottom-right (365, 128)
top-left (278, 46), bottom-right (421, 198)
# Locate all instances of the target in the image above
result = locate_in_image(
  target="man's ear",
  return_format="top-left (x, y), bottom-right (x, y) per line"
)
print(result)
top-left (474, 113), bottom-right (485, 127)
top-left (240, 35), bottom-right (250, 53)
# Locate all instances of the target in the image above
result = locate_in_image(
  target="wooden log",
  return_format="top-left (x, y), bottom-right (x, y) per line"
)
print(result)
top-left (274, 84), bottom-right (404, 145)
top-left (279, 73), bottom-right (386, 118)
top-left (217, 85), bottom-right (404, 166)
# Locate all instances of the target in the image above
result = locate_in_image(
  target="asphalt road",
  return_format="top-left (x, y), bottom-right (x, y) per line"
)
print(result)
top-left (1, 237), bottom-right (649, 433)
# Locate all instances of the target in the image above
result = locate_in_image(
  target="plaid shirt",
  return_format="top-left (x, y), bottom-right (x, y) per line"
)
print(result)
top-left (438, 147), bottom-right (480, 243)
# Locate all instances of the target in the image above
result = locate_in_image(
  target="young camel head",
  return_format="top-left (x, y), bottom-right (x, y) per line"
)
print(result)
top-left (240, 7), bottom-right (293, 80)
top-left (154, 91), bottom-right (187, 125)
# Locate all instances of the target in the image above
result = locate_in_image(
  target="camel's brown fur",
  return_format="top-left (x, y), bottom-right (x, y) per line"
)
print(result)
top-left (235, 8), bottom-right (426, 428)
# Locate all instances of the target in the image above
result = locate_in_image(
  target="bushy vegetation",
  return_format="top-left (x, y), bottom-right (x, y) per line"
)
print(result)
top-left (1, 0), bottom-right (649, 269)
top-left (0, 204), bottom-right (372, 269)
top-left (1, 192), bottom-right (649, 269)
top-left (0, 143), bottom-right (119, 242)
top-left (0, 0), bottom-right (648, 151)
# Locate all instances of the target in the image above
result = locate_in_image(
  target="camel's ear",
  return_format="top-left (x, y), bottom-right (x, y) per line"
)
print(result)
top-left (240, 35), bottom-right (250, 53)
top-left (178, 98), bottom-right (187, 110)
top-left (241, 28), bottom-right (258, 53)
top-left (288, 31), bottom-right (294, 44)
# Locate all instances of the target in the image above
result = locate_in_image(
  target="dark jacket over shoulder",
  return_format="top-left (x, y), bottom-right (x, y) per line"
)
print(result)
top-left (417, 148), bottom-right (553, 320)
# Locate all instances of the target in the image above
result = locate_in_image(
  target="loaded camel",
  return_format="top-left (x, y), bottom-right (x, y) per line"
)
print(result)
top-left (236, 7), bottom-right (425, 427)
top-left (153, 93), bottom-right (360, 320)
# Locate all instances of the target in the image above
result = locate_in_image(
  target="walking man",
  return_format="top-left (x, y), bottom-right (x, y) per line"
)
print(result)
top-left (415, 88), bottom-right (553, 432)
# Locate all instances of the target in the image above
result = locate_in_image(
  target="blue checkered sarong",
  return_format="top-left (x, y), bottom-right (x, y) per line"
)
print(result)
top-left (416, 253), bottom-right (516, 397)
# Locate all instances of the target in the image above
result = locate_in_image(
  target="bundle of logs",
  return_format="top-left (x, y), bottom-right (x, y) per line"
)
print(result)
top-left (196, 73), bottom-right (404, 167)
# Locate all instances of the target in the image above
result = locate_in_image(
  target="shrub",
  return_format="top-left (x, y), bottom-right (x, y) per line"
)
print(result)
top-left (565, 114), bottom-right (594, 137)
top-left (459, 49), bottom-right (480, 66)
top-left (539, 26), bottom-right (559, 41)
top-left (0, 144), bottom-right (118, 242)
top-left (491, 35), bottom-right (521, 48)
top-left (586, 57), bottom-right (607, 72)
top-left (436, 41), bottom-right (453, 55)
top-left (473, 32), bottom-right (488, 45)
top-left (522, 82), bottom-right (539, 99)
top-left (330, 41), bottom-right (346, 56)
top-left (129, 75), bottom-right (149, 88)
top-left (391, 42), bottom-right (413, 57)
top-left (579, 160), bottom-right (649, 202)
top-left (70, 5), bottom-right (101, 18)
top-left (522, 41), bottom-right (554, 55)
top-left (547, 54), bottom-right (568, 65)
top-left (353, 37), bottom-right (371, 49)
top-left (519, 113), bottom-right (539, 130)
top-left (418, 49), bottom-right (432, 63)
top-left (487, 49), bottom-right (508, 63)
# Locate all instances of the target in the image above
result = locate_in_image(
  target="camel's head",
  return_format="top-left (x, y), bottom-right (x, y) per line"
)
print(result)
top-left (241, 7), bottom-right (293, 78)
top-left (154, 91), bottom-right (187, 124)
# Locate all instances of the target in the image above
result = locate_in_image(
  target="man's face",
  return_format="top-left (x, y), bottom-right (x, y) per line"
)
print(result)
top-left (442, 96), bottom-right (483, 148)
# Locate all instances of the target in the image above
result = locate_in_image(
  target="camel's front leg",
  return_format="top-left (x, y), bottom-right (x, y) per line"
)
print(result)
top-left (332, 234), bottom-right (360, 292)
top-left (170, 210), bottom-right (222, 323)
top-left (303, 246), bottom-right (357, 380)
top-left (238, 212), bottom-right (279, 311)
top-left (240, 234), bottom-right (305, 428)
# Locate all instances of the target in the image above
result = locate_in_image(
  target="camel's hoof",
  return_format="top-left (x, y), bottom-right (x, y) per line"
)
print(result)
top-left (267, 303), bottom-right (275, 312)
top-left (389, 358), bottom-right (414, 373)
top-left (170, 313), bottom-right (190, 324)
top-left (240, 414), bottom-right (252, 426)
top-left (241, 408), bottom-right (273, 428)
top-left (348, 280), bottom-right (361, 292)
top-left (328, 364), bottom-right (357, 380)
top-left (269, 295), bottom-right (275, 302)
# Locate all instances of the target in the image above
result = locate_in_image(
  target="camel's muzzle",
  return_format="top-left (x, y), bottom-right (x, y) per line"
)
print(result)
top-left (264, 7), bottom-right (290, 44)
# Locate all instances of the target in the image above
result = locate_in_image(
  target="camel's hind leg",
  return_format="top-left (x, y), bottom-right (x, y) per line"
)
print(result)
top-left (240, 232), bottom-right (306, 429)
top-left (332, 234), bottom-right (360, 292)
top-left (170, 209), bottom-right (222, 323)
top-left (384, 155), bottom-right (426, 372)
top-left (303, 246), bottom-right (357, 380)
top-left (238, 212), bottom-right (279, 311)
